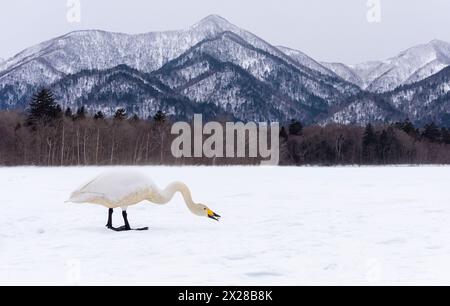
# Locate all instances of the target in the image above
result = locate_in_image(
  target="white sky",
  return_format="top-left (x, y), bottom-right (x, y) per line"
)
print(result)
top-left (0, 0), bottom-right (449, 64)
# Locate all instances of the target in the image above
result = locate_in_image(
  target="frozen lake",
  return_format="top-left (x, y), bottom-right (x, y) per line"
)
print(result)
top-left (1, 166), bottom-right (450, 285)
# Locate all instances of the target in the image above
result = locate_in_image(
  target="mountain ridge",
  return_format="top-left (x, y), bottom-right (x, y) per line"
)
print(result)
top-left (326, 39), bottom-right (450, 92)
top-left (0, 15), bottom-right (449, 126)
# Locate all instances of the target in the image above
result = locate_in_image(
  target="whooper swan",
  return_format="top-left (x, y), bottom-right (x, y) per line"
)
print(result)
top-left (66, 170), bottom-right (221, 231)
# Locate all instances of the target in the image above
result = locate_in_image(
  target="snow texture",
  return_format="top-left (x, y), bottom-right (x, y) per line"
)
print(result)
top-left (0, 15), bottom-right (303, 89)
top-left (277, 46), bottom-right (337, 78)
top-left (1, 166), bottom-right (450, 285)
top-left (321, 62), bottom-right (365, 89)
top-left (350, 40), bottom-right (450, 92)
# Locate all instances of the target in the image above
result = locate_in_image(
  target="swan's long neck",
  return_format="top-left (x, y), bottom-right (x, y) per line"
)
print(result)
top-left (157, 182), bottom-right (198, 213)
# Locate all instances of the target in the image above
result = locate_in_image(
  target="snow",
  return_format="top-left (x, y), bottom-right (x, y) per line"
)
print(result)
top-left (0, 14), bottom-right (355, 118)
top-left (321, 62), bottom-right (365, 88)
top-left (1, 166), bottom-right (450, 285)
top-left (323, 40), bottom-right (450, 92)
top-left (348, 40), bottom-right (450, 92)
top-left (277, 46), bottom-right (336, 77)
top-left (0, 14), bottom-right (294, 89)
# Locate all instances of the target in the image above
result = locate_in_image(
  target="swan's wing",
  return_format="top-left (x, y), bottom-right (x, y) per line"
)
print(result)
top-left (66, 190), bottom-right (111, 204)
top-left (67, 170), bottom-right (155, 204)
top-left (67, 174), bottom-right (113, 204)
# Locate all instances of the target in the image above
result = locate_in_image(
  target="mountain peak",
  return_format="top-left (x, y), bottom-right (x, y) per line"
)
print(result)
top-left (191, 14), bottom-right (235, 32)
top-left (427, 39), bottom-right (450, 55)
top-left (199, 14), bottom-right (231, 24)
top-left (399, 39), bottom-right (449, 56)
top-left (429, 39), bottom-right (448, 46)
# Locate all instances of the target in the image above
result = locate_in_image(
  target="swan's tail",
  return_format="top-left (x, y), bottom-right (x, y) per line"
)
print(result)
top-left (66, 175), bottom-right (103, 203)
top-left (65, 192), bottom-right (84, 203)
top-left (65, 191), bottom-right (105, 204)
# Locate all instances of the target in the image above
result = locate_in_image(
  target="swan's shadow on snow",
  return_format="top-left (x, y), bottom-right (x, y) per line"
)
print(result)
top-left (73, 225), bottom-right (208, 234)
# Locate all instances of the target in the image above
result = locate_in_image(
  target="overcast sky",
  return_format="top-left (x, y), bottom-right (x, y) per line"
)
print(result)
top-left (0, 0), bottom-right (449, 64)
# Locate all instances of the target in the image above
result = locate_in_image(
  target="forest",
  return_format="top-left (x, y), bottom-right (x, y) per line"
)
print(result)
top-left (1, 89), bottom-right (450, 166)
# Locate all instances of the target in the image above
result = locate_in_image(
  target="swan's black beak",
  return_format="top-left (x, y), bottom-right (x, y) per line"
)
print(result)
top-left (207, 210), bottom-right (221, 222)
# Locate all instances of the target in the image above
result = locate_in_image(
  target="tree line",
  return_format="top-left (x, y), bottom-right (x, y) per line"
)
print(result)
top-left (1, 88), bottom-right (450, 166)
top-left (281, 119), bottom-right (450, 165)
top-left (0, 89), bottom-right (173, 166)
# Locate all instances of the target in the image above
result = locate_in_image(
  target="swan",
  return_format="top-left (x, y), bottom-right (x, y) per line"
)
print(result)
top-left (66, 170), bottom-right (221, 231)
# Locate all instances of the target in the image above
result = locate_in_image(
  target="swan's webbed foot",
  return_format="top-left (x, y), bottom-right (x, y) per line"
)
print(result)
top-left (105, 208), bottom-right (149, 231)
top-left (106, 225), bottom-right (120, 231)
top-left (116, 225), bottom-right (132, 231)
top-left (106, 225), bottom-right (148, 231)
top-left (106, 225), bottom-right (131, 231)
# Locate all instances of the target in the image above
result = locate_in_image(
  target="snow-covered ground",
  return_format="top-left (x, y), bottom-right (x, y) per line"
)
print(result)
top-left (1, 166), bottom-right (450, 285)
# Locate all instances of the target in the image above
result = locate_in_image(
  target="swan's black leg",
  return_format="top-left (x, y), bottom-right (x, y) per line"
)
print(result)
top-left (106, 208), bottom-right (114, 229)
top-left (107, 209), bottom-right (148, 232)
top-left (122, 210), bottom-right (131, 231)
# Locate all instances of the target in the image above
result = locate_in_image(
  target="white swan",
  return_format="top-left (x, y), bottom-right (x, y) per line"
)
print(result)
top-left (66, 170), bottom-right (221, 231)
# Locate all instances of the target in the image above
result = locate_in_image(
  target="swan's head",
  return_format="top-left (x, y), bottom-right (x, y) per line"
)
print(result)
top-left (196, 204), bottom-right (221, 221)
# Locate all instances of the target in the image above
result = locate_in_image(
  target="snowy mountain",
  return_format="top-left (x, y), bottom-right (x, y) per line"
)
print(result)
top-left (0, 15), bottom-right (360, 123)
top-left (321, 62), bottom-right (365, 89)
top-left (45, 31), bottom-right (359, 123)
top-left (0, 15), bottom-right (322, 98)
top-left (325, 66), bottom-right (450, 126)
top-left (0, 15), bottom-right (449, 125)
top-left (387, 65), bottom-right (450, 125)
top-left (363, 40), bottom-right (450, 92)
top-left (49, 65), bottom-right (224, 120)
top-left (153, 33), bottom-right (359, 123)
top-left (346, 61), bottom-right (384, 89)
top-left (322, 93), bottom-right (400, 125)
top-left (325, 40), bottom-right (450, 93)
top-left (0, 16), bottom-right (235, 98)
top-left (276, 46), bottom-right (337, 78)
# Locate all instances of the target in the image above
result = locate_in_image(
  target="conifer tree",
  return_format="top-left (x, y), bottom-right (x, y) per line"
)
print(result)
top-left (441, 127), bottom-right (450, 145)
top-left (362, 123), bottom-right (377, 163)
top-left (94, 111), bottom-right (105, 120)
top-left (75, 106), bottom-right (86, 120)
top-left (114, 108), bottom-right (127, 121)
top-left (288, 120), bottom-right (303, 136)
top-left (398, 118), bottom-right (416, 136)
top-left (27, 88), bottom-right (62, 126)
top-left (422, 123), bottom-right (441, 143)
top-left (65, 107), bottom-right (73, 118)
top-left (130, 114), bottom-right (140, 122)
top-left (153, 110), bottom-right (166, 123)
top-left (279, 126), bottom-right (288, 141)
